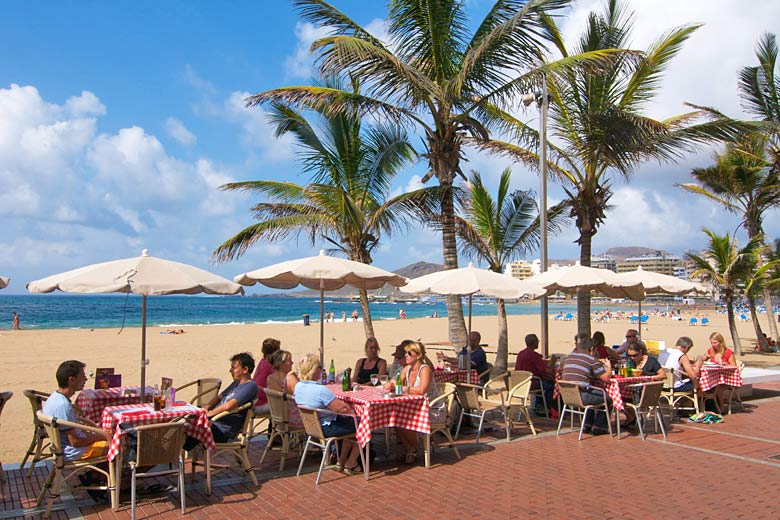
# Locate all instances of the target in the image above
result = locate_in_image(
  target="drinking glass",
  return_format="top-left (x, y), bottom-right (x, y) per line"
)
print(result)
top-left (379, 375), bottom-right (389, 389)
top-left (370, 374), bottom-right (379, 387)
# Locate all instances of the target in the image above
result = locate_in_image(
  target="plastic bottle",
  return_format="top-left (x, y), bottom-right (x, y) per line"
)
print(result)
top-left (328, 359), bottom-right (336, 383)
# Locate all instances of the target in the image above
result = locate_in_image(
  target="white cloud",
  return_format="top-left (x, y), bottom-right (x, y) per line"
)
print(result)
top-left (224, 91), bottom-right (295, 162)
top-left (64, 91), bottom-right (106, 117)
top-left (284, 22), bottom-right (334, 79)
top-left (165, 117), bottom-right (197, 147)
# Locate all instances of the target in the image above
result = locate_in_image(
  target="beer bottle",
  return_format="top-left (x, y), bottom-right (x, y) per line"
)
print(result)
top-left (395, 370), bottom-right (403, 396)
top-left (328, 359), bottom-right (336, 383)
top-left (342, 368), bottom-right (350, 391)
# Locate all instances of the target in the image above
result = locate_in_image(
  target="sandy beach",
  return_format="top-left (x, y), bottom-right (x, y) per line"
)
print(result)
top-left (2, 309), bottom-right (778, 464)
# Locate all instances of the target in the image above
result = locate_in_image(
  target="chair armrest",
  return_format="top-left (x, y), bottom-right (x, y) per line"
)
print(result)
top-left (211, 401), bottom-right (253, 422)
top-left (188, 386), bottom-right (219, 405)
top-left (429, 389), bottom-right (455, 408)
top-left (49, 416), bottom-right (110, 437)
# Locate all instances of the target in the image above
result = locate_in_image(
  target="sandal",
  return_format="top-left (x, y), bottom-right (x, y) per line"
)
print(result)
top-left (403, 451), bottom-right (417, 464)
top-left (342, 464), bottom-right (360, 476)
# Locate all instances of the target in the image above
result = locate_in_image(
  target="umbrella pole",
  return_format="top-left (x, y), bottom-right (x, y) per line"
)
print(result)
top-left (638, 299), bottom-right (642, 339)
top-left (319, 282), bottom-right (325, 369)
top-left (140, 295), bottom-right (147, 402)
top-left (467, 295), bottom-right (473, 343)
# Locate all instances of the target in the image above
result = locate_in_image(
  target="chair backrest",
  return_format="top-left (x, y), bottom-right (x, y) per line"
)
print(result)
top-left (297, 405), bottom-right (326, 440)
top-left (455, 383), bottom-right (483, 410)
top-left (483, 372), bottom-right (509, 398)
top-left (264, 388), bottom-right (291, 432)
top-left (182, 378), bottom-right (221, 407)
top-left (35, 412), bottom-right (64, 462)
top-left (634, 381), bottom-right (664, 408)
top-left (133, 422), bottom-right (187, 467)
top-left (507, 371), bottom-right (533, 403)
top-left (24, 389), bottom-right (50, 429)
top-left (235, 402), bottom-right (255, 444)
top-left (662, 368), bottom-right (675, 391)
top-left (507, 370), bottom-right (531, 390)
top-left (736, 359), bottom-right (745, 374)
top-left (428, 386), bottom-right (457, 427)
top-left (0, 391), bottom-right (12, 428)
top-left (557, 381), bottom-right (586, 408)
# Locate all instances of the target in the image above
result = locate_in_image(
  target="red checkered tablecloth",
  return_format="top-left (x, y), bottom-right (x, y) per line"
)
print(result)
top-left (699, 365), bottom-right (742, 392)
top-left (594, 376), bottom-right (655, 411)
top-left (76, 386), bottom-right (154, 423)
top-left (329, 385), bottom-right (430, 447)
top-left (433, 369), bottom-right (479, 385)
top-left (101, 403), bottom-right (214, 461)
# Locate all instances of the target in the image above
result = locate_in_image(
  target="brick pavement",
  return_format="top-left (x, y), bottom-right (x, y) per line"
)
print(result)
top-left (3, 387), bottom-right (780, 519)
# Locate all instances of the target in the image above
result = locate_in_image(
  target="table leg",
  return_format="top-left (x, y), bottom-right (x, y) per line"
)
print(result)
top-left (205, 450), bottom-right (212, 495)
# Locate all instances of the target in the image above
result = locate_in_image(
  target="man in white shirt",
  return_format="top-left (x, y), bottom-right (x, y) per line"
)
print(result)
top-left (658, 336), bottom-right (702, 391)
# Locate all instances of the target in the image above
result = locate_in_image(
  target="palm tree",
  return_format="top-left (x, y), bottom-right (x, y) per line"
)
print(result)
top-left (678, 132), bottom-right (780, 342)
top-left (742, 252), bottom-right (780, 351)
top-left (686, 229), bottom-right (763, 356)
top-left (213, 76), bottom-right (437, 338)
top-left (245, 0), bottom-right (615, 347)
top-left (473, 0), bottom-right (746, 335)
top-left (454, 168), bottom-right (568, 371)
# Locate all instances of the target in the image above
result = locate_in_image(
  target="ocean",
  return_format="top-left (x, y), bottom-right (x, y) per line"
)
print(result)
top-left (0, 294), bottom-right (594, 330)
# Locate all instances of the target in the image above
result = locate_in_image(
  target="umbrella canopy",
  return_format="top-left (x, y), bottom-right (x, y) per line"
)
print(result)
top-left (525, 262), bottom-right (645, 301)
top-left (615, 266), bottom-right (700, 297)
top-left (234, 250), bottom-right (407, 365)
top-left (27, 249), bottom-right (244, 400)
top-left (0, 276), bottom-right (8, 289)
top-left (400, 263), bottom-right (546, 346)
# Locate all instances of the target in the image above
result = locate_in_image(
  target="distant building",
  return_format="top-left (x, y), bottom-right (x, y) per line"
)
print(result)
top-left (506, 259), bottom-right (534, 280)
top-left (673, 265), bottom-right (687, 280)
top-left (591, 255), bottom-right (617, 272)
top-left (617, 251), bottom-right (681, 276)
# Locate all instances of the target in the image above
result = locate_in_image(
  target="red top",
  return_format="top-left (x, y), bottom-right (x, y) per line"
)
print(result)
top-left (514, 348), bottom-right (547, 380)
top-left (252, 359), bottom-right (273, 406)
top-left (594, 345), bottom-right (611, 360)
top-left (706, 347), bottom-right (734, 365)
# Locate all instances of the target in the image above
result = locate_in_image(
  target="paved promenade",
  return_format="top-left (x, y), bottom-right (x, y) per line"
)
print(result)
top-left (3, 383), bottom-right (780, 519)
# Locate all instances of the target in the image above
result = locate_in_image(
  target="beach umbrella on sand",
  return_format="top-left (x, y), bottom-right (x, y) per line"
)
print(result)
top-left (27, 249), bottom-right (244, 401)
top-left (400, 263), bottom-right (546, 345)
top-left (616, 266), bottom-right (703, 328)
top-left (0, 276), bottom-right (9, 289)
top-left (525, 262), bottom-right (645, 300)
top-left (234, 250), bottom-right (407, 366)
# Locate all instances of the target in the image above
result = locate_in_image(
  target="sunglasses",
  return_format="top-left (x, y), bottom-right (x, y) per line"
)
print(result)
top-left (626, 335), bottom-right (637, 338)
top-left (404, 351), bottom-right (416, 356)
top-left (628, 353), bottom-right (641, 358)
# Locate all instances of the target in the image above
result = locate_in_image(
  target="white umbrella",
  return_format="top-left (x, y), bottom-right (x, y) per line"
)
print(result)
top-left (0, 276), bottom-right (9, 289)
top-left (400, 263), bottom-right (546, 345)
top-left (525, 262), bottom-right (645, 300)
top-left (27, 249), bottom-right (244, 400)
top-left (616, 266), bottom-right (703, 328)
top-left (234, 250), bottom-right (407, 366)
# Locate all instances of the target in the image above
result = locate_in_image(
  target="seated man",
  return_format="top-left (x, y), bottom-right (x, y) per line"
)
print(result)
top-left (658, 336), bottom-right (701, 392)
top-left (438, 331), bottom-right (491, 383)
top-left (184, 352), bottom-right (259, 451)
top-left (514, 333), bottom-right (556, 413)
top-left (42, 360), bottom-right (112, 500)
top-left (617, 328), bottom-right (645, 356)
top-left (561, 333), bottom-right (612, 435)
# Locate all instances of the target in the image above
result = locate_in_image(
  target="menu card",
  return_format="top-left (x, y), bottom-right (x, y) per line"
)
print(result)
top-left (161, 377), bottom-right (173, 391)
top-left (94, 368), bottom-right (115, 389)
top-left (96, 374), bottom-right (121, 389)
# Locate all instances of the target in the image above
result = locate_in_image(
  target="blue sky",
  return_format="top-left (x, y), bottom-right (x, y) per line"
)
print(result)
top-left (0, 1), bottom-right (779, 294)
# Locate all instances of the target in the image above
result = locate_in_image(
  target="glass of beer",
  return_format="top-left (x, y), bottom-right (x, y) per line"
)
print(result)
top-left (153, 390), bottom-right (164, 411)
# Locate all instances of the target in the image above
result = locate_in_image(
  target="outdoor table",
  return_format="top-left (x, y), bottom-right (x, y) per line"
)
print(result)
top-left (76, 386), bottom-right (154, 423)
top-left (594, 375), bottom-right (656, 412)
top-left (699, 364), bottom-right (742, 392)
top-left (329, 384), bottom-right (430, 472)
top-left (433, 368), bottom-right (479, 385)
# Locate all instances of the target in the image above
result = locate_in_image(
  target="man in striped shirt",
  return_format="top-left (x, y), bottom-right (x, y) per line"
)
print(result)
top-left (561, 333), bottom-right (613, 434)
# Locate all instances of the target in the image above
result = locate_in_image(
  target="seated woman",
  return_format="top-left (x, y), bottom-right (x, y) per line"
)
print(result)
top-left (265, 349), bottom-right (302, 428)
top-left (627, 343), bottom-right (665, 380)
top-left (592, 331), bottom-right (620, 363)
top-left (704, 332), bottom-right (737, 409)
top-left (351, 337), bottom-right (387, 384)
top-left (393, 341), bottom-right (445, 464)
top-left (294, 354), bottom-right (362, 475)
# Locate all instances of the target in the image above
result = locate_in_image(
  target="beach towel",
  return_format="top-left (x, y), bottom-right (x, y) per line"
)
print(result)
top-left (688, 412), bottom-right (723, 424)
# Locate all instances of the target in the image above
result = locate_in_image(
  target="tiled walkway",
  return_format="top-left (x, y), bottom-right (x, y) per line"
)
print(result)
top-left (3, 386), bottom-right (780, 519)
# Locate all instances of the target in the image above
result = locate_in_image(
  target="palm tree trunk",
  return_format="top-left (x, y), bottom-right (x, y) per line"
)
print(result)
top-left (762, 287), bottom-right (779, 341)
top-left (495, 298), bottom-right (508, 372)
top-left (725, 293), bottom-right (742, 356)
top-left (577, 230), bottom-right (592, 336)
top-left (440, 182), bottom-right (467, 347)
top-left (749, 296), bottom-right (769, 352)
top-left (359, 288), bottom-right (374, 338)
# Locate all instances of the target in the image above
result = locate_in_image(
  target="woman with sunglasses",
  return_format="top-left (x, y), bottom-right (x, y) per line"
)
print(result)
top-left (626, 343), bottom-right (666, 380)
top-left (394, 341), bottom-right (445, 464)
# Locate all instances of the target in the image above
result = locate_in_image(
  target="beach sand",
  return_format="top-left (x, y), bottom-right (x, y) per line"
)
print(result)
top-left (2, 309), bottom-right (778, 464)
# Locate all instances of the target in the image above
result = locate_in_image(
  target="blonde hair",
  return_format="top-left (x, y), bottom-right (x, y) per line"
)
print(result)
top-left (709, 332), bottom-right (727, 352)
top-left (298, 353), bottom-right (321, 381)
top-left (269, 350), bottom-right (292, 370)
top-left (365, 337), bottom-right (380, 354)
top-left (404, 340), bottom-right (434, 368)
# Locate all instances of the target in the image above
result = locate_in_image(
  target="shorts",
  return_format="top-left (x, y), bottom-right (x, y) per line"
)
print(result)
top-left (321, 415), bottom-right (357, 437)
top-left (81, 440), bottom-right (109, 459)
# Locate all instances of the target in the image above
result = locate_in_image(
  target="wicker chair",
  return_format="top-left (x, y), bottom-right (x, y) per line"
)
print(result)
top-left (422, 383), bottom-right (460, 468)
top-left (124, 422), bottom-right (188, 520)
top-left (190, 401), bottom-right (257, 495)
top-left (454, 383), bottom-right (504, 444)
top-left (20, 390), bottom-right (52, 477)
top-left (260, 388), bottom-right (305, 471)
top-left (483, 371), bottom-right (538, 440)
top-left (0, 391), bottom-right (12, 483)
top-left (295, 406), bottom-right (365, 485)
top-left (659, 369), bottom-right (699, 420)
top-left (35, 411), bottom-right (116, 517)
top-left (556, 381), bottom-right (613, 441)
top-left (176, 378), bottom-right (221, 407)
top-left (477, 362), bottom-right (494, 384)
top-left (622, 381), bottom-right (667, 440)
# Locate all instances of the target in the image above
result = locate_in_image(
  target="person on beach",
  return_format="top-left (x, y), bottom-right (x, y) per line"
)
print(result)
top-left (399, 308), bottom-right (406, 319)
top-left (658, 336), bottom-right (701, 392)
top-left (12, 311), bottom-right (19, 330)
top-left (252, 338), bottom-right (281, 414)
top-left (184, 352), bottom-right (258, 451)
top-left (514, 333), bottom-right (556, 414)
top-left (265, 349), bottom-right (302, 428)
top-left (394, 341), bottom-right (444, 464)
top-left (561, 333), bottom-right (612, 435)
top-left (352, 337), bottom-right (387, 384)
top-left (351, 309), bottom-right (359, 321)
top-left (294, 353), bottom-right (363, 475)
top-left (342, 311), bottom-right (347, 322)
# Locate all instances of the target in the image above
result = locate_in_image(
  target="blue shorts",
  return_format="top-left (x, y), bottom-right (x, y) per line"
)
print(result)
top-left (321, 415), bottom-right (357, 437)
